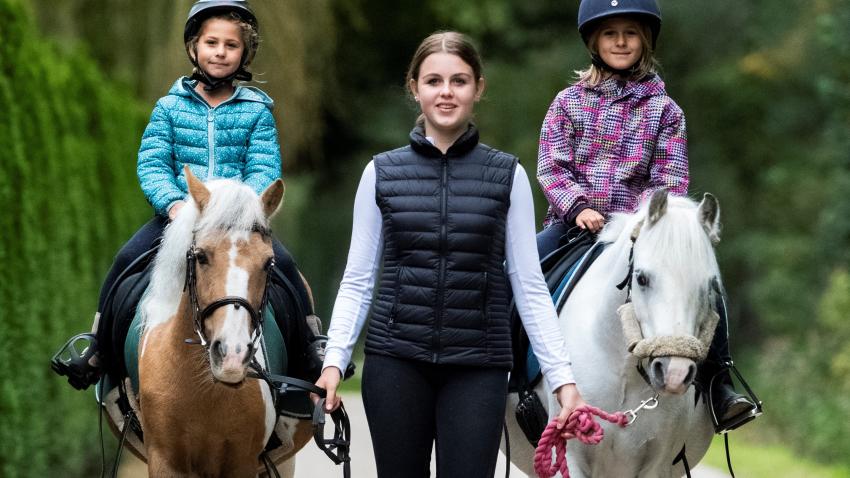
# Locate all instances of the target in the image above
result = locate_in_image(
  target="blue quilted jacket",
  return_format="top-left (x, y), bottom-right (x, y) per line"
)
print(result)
top-left (137, 77), bottom-right (282, 216)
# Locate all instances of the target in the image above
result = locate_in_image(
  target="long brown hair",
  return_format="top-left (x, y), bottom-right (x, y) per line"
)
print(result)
top-left (406, 31), bottom-right (484, 126)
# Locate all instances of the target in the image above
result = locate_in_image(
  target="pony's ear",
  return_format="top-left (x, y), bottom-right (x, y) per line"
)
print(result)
top-left (185, 166), bottom-right (210, 212)
top-left (647, 188), bottom-right (668, 227)
top-left (261, 179), bottom-right (285, 218)
top-left (698, 192), bottom-right (721, 244)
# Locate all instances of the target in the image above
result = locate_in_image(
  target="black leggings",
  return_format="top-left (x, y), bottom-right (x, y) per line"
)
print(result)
top-left (361, 353), bottom-right (509, 478)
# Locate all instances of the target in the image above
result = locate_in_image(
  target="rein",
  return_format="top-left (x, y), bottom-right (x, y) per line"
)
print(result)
top-left (247, 362), bottom-right (352, 478)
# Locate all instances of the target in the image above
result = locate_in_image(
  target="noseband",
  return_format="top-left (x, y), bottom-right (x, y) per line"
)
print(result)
top-left (184, 241), bottom-right (274, 357)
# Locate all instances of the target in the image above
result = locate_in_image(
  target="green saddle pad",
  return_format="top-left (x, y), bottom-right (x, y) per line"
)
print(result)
top-left (124, 306), bottom-right (313, 418)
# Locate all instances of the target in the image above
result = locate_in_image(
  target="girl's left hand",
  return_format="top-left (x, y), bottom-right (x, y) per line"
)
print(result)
top-left (553, 383), bottom-right (587, 437)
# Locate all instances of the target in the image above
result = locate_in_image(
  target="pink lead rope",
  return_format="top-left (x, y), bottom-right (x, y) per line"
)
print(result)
top-left (533, 405), bottom-right (630, 478)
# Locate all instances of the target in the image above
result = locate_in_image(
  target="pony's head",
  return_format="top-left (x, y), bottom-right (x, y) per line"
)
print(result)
top-left (141, 167), bottom-right (284, 384)
top-left (614, 190), bottom-right (722, 395)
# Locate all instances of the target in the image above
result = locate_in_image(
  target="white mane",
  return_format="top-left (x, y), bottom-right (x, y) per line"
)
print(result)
top-left (139, 179), bottom-right (268, 332)
top-left (600, 195), bottom-right (721, 281)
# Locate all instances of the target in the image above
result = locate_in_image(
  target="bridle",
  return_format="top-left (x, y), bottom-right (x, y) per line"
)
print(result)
top-left (183, 228), bottom-right (274, 359)
top-left (615, 220), bottom-right (718, 366)
top-left (183, 229), bottom-right (352, 477)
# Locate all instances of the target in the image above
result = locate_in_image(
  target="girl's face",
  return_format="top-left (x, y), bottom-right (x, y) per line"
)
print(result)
top-left (595, 17), bottom-right (644, 72)
top-left (194, 18), bottom-right (245, 79)
top-left (410, 52), bottom-right (484, 139)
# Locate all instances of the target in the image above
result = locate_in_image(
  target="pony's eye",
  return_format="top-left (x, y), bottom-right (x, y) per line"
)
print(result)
top-left (196, 250), bottom-right (209, 265)
top-left (636, 272), bottom-right (650, 288)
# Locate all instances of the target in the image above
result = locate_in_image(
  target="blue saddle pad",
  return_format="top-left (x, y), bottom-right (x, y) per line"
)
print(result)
top-left (526, 242), bottom-right (604, 384)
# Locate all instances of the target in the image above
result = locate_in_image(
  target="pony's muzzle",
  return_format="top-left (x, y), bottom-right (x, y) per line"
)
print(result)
top-left (210, 338), bottom-right (254, 383)
top-left (649, 356), bottom-right (696, 395)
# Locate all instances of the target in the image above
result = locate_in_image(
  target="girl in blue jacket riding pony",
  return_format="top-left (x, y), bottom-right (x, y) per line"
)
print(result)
top-left (53, 0), bottom-right (312, 389)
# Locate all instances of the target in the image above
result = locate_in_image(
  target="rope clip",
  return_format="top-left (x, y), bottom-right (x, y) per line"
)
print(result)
top-left (624, 394), bottom-right (659, 425)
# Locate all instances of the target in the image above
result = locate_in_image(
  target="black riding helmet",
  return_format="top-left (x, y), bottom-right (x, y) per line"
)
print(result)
top-left (184, 0), bottom-right (259, 89)
top-left (577, 0), bottom-right (661, 49)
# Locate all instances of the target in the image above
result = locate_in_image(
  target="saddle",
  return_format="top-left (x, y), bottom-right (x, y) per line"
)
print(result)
top-left (509, 229), bottom-right (606, 446)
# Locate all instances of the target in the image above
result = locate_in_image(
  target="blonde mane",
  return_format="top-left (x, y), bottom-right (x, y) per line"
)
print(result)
top-left (139, 179), bottom-right (269, 332)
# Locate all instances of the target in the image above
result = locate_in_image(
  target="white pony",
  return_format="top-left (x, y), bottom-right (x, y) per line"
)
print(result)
top-left (506, 190), bottom-right (720, 477)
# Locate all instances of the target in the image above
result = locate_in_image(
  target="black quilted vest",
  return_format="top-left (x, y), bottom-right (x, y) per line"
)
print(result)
top-left (365, 125), bottom-right (518, 368)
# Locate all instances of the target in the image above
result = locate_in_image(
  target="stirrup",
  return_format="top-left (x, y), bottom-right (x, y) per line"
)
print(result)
top-left (51, 333), bottom-right (101, 390)
top-left (708, 361), bottom-right (763, 434)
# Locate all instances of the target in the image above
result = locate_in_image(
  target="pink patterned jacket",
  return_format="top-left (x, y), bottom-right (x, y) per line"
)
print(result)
top-left (537, 75), bottom-right (689, 227)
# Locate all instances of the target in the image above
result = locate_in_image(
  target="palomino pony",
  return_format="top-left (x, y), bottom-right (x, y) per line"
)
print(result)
top-left (506, 191), bottom-right (722, 477)
top-left (108, 168), bottom-right (312, 477)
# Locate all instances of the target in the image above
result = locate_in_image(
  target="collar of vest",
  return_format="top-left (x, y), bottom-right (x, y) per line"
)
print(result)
top-left (409, 124), bottom-right (480, 158)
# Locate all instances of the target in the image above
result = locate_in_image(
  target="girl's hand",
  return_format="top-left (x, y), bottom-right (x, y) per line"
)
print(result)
top-left (576, 208), bottom-right (605, 233)
top-left (553, 383), bottom-right (587, 437)
top-left (168, 201), bottom-right (186, 220)
top-left (313, 366), bottom-right (343, 412)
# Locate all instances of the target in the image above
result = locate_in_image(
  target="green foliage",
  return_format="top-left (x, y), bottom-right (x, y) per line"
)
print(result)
top-left (0, 0), bottom-right (148, 475)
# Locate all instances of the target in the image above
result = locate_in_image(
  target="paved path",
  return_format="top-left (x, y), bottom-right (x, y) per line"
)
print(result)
top-left (119, 393), bottom-right (728, 477)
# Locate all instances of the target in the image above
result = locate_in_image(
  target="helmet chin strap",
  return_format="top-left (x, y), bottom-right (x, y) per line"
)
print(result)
top-left (190, 67), bottom-right (252, 91)
top-left (188, 48), bottom-right (253, 92)
top-left (591, 53), bottom-right (638, 79)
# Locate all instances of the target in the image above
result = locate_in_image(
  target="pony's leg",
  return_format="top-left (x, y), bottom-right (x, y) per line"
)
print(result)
top-left (147, 451), bottom-right (189, 478)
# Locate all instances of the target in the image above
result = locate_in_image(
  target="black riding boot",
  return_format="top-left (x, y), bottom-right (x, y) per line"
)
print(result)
top-left (697, 295), bottom-right (761, 433)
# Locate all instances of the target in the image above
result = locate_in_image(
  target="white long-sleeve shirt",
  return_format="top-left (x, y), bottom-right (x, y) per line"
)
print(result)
top-left (323, 160), bottom-right (575, 392)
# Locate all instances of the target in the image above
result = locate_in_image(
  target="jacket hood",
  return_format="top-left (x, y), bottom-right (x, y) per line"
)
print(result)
top-left (170, 77), bottom-right (275, 109)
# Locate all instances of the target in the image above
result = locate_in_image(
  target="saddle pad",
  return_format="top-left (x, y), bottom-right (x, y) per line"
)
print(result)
top-left (525, 241), bottom-right (606, 384)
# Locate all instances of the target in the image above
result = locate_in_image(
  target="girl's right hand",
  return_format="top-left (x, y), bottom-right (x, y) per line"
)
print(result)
top-left (576, 208), bottom-right (605, 233)
top-left (313, 366), bottom-right (343, 412)
top-left (168, 201), bottom-right (186, 220)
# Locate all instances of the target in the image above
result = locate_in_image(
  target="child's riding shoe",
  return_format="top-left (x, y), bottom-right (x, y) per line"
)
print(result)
top-left (699, 294), bottom-right (763, 433)
top-left (51, 333), bottom-right (102, 390)
top-left (705, 362), bottom-right (762, 434)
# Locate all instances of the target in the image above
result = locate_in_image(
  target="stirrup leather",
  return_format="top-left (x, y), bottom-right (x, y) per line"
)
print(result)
top-left (51, 333), bottom-right (101, 390)
top-left (707, 361), bottom-right (763, 434)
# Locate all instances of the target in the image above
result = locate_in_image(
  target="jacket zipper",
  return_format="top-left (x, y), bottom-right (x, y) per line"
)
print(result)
top-left (207, 108), bottom-right (215, 179)
top-left (388, 267), bottom-right (402, 326)
top-left (481, 271), bottom-right (489, 324)
top-left (433, 155), bottom-right (448, 363)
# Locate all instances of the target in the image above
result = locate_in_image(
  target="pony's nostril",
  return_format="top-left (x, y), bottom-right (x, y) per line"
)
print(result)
top-left (242, 343), bottom-right (254, 364)
top-left (684, 363), bottom-right (697, 385)
top-left (652, 359), bottom-right (665, 379)
top-left (212, 340), bottom-right (227, 358)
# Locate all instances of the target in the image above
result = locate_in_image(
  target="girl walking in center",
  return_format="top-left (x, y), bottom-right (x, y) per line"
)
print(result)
top-left (315, 31), bottom-right (585, 477)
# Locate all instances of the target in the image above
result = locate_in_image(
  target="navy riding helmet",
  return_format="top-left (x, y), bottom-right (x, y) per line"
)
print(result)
top-left (577, 0), bottom-right (662, 48)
